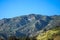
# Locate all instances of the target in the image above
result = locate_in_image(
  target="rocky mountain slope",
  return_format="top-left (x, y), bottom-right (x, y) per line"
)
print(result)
top-left (0, 14), bottom-right (60, 39)
top-left (36, 26), bottom-right (60, 40)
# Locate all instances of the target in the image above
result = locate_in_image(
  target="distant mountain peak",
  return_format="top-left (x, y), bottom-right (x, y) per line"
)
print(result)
top-left (0, 14), bottom-right (60, 40)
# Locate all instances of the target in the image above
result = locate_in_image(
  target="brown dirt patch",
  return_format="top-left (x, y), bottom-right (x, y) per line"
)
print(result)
top-left (54, 36), bottom-right (60, 40)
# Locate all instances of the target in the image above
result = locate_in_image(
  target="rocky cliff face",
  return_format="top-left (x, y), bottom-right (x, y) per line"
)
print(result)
top-left (0, 14), bottom-right (60, 39)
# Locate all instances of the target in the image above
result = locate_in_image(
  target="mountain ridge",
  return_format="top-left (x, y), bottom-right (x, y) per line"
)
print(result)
top-left (0, 14), bottom-right (60, 40)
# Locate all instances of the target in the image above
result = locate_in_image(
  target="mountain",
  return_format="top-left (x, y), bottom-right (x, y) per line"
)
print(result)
top-left (0, 14), bottom-right (60, 40)
top-left (36, 26), bottom-right (60, 40)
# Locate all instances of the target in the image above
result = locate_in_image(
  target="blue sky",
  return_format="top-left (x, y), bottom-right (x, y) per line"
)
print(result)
top-left (0, 0), bottom-right (60, 19)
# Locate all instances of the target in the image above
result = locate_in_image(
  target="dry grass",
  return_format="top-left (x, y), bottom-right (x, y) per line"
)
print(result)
top-left (36, 27), bottom-right (60, 40)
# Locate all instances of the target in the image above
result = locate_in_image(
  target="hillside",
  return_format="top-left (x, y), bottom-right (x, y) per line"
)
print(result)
top-left (36, 26), bottom-right (60, 40)
top-left (0, 14), bottom-right (60, 40)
